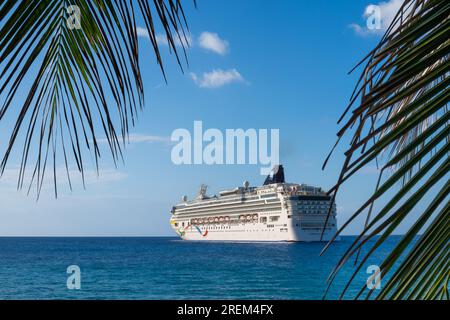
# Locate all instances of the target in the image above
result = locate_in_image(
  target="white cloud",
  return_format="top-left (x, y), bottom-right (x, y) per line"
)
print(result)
top-left (136, 26), bottom-right (192, 47)
top-left (190, 69), bottom-right (245, 89)
top-left (136, 28), bottom-right (229, 55)
top-left (156, 33), bottom-right (192, 48)
top-left (0, 167), bottom-right (127, 190)
top-left (96, 134), bottom-right (171, 145)
top-left (123, 134), bottom-right (170, 144)
top-left (350, 0), bottom-right (403, 36)
top-left (79, 169), bottom-right (127, 184)
top-left (136, 26), bottom-right (149, 38)
top-left (198, 32), bottom-right (229, 55)
top-left (349, 23), bottom-right (369, 37)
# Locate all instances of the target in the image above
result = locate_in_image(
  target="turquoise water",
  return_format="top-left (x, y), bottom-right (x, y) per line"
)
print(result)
top-left (0, 236), bottom-right (401, 299)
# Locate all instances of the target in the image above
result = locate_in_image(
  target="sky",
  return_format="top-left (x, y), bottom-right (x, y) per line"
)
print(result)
top-left (0, 0), bottom-right (425, 236)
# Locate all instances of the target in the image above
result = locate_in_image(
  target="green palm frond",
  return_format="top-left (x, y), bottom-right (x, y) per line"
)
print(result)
top-left (0, 0), bottom-right (194, 197)
top-left (323, 0), bottom-right (449, 299)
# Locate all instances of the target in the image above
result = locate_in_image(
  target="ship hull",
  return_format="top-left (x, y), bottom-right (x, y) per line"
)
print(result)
top-left (170, 179), bottom-right (339, 242)
top-left (170, 218), bottom-right (338, 242)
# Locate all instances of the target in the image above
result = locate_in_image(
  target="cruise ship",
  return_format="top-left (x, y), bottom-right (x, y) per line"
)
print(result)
top-left (169, 166), bottom-right (338, 242)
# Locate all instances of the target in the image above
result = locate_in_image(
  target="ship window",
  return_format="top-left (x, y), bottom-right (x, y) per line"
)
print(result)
top-left (174, 223), bottom-right (178, 227)
top-left (260, 217), bottom-right (267, 223)
top-left (182, 222), bottom-right (185, 227)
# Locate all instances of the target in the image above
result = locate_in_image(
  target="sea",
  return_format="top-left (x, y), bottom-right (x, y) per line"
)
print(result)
top-left (0, 236), bottom-right (402, 300)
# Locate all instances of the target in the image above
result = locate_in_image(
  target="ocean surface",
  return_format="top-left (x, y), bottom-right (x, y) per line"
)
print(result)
top-left (0, 236), bottom-right (403, 300)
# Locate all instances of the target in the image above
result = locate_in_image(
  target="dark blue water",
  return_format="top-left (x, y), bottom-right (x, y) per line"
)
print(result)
top-left (0, 236), bottom-right (402, 299)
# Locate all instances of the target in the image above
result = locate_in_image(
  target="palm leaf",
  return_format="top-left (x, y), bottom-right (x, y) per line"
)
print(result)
top-left (0, 0), bottom-right (194, 197)
top-left (323, 0), bottom-right (449, 300)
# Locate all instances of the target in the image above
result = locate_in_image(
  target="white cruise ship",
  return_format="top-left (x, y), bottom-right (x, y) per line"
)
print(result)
top-left (169, 166), bottom-right (338, 242)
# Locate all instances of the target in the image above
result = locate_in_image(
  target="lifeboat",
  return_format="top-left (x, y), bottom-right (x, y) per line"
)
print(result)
top-left (252, 214), bottom-right (258, 220)
top-left (225, 216), bottom-right (230, 222)
top-left (246, 215), bottom-right (252, 221)
top-left (214, 217), bottom-right (219, 223)
top-left (192, 219), bottom-right (197, 224)
top-left (219, 217), bottom-right (224, 223)
top-left (208, 217), bottom-right (214, 223)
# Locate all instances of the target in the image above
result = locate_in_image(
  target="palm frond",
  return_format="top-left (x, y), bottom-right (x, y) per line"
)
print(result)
top-left (0, 0), bottom-right (193, 197)
top-left (323, 0), bottom-right (449, 299)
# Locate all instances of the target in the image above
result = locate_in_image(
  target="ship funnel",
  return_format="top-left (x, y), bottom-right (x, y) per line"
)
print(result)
top-left (196, 184), bottom-right (209, 200)
top-left (263, 165), bottom-right (285, 185)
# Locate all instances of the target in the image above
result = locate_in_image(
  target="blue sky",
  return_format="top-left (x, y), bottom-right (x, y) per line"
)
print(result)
top-left (1, 0), bottom-right (420, 236)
